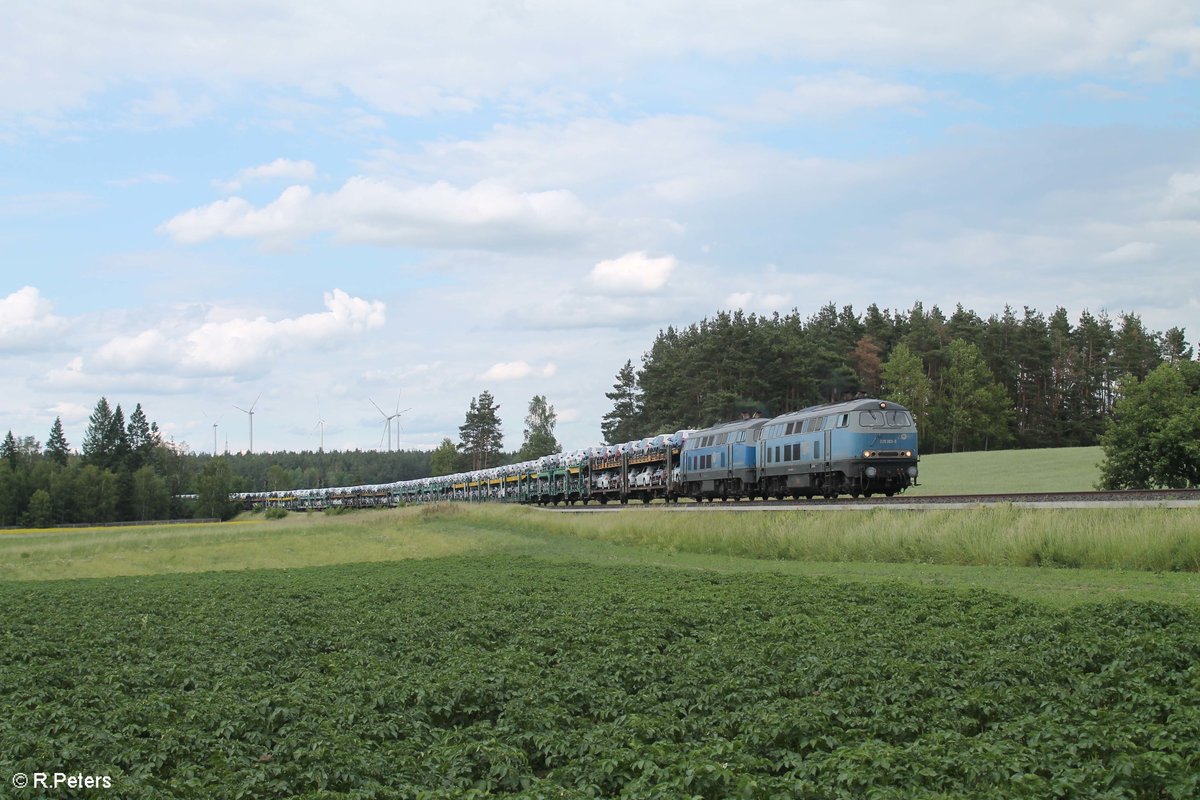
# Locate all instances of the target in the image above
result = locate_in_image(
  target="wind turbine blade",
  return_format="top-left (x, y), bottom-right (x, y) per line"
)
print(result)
top-left (249, 392), bottom-right (262, 413)
top-left (233, 405), bottom-right (248, 413)
top-left (370, 398), bottom-right (387, 418)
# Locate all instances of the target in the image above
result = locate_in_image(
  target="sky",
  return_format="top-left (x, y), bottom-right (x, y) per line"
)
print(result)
top-left (2, 1), bottom-right (1199, 456)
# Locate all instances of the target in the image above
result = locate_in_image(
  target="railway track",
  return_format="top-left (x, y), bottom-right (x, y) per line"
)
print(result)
top-left (546, 488), bottom-right (1200, 512)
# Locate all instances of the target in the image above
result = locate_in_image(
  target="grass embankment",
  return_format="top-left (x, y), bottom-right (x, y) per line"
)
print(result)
top-left (907, 445), bottom-right (1103, 494)
top-left (4, 503), bottom-right (1199, 607)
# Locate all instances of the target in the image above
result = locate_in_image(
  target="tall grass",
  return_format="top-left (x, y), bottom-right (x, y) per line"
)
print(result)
top-left (460, 504), bottom-right (1200, 573)
top-left (4, 502), bottom-right (1198, 584)
top-left (0, 508), bottom-right (524, 581)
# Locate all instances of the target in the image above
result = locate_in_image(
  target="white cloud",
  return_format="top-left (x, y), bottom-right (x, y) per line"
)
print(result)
top-left (218, 158), bottom-right (318, 192)
top-left (1098, 241), bottom-right (1158, 264)
top-left (5, 2), bottom-right (1200, 127)
top-left (739, 72), bottom-right (938, 121)
top-left (1161, 172), bottom-right (1200, 218)
top-left (124, 87), bottom-right (215, 129)
top-left (0, 286), bottom-right (67, 351)
top-left (161, 178), bottom-right (592, 250)
top-left (479, 361), bottom-right (557, 381)
top-left (92, 289), bottom-right (385, 377)
top-left (725, 291), bottom-right (792, 312)
top-left (589, 252), bottom-right (677, 294)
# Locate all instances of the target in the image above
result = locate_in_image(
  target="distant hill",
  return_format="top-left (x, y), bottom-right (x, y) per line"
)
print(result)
top-left (906, 446), bottom-right (1103, 495)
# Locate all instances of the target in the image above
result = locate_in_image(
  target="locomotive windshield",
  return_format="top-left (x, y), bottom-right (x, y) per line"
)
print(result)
top-left (859, 410), bottom-right (913, 428)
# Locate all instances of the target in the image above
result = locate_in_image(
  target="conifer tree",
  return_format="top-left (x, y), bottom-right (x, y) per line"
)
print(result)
top-left (601, 360), bottom-right (642, 444)
top-left (45, 417), bottom-right (70, 467)
top-left (457, 391), bottom-right (503, 471)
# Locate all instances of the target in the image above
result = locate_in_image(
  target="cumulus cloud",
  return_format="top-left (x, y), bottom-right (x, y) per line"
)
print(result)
top-left (160, 178), bottom-right (592, 250)
top-left (218, 158), bottom-right (318, 192)
top-left (589, 252), bottom-right (677, 294)
top-left (479, 361), bottom-right (557, 381)
top-left (92, 289), bottom-right (385, 377)
top-left (0, 286), bottom-right (67, 351)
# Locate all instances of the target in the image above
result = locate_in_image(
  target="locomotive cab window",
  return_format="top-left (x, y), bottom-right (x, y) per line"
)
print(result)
top-left (860, 410), bottom-right (913, 428)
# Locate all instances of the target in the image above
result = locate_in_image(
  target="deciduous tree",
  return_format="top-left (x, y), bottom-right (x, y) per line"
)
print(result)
top-left (1100, 361), bottom-right (1200, 489)
top-left (430, 438), bottom-right (460, 476)
top-left (518, 395), bottom-right (561, 461)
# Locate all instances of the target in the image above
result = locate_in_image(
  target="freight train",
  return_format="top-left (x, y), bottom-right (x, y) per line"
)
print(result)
top-left (233, 397), bottom-right (918, 510)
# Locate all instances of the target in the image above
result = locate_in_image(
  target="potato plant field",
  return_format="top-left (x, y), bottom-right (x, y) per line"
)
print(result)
top-left (2, 557), bottom-right (1198, 799)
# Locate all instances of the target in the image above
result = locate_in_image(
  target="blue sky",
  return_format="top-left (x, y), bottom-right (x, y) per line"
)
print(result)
top-left (3, 1), bottom-right (1199, 455)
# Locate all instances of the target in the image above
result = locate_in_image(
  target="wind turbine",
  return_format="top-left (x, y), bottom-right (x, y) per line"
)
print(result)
top-left (205, 413), bottom-right (222, 457)
top-left (370, 394), bottom-right (410, 452)
top-left (233, 393), bottom-right (261, 454)
top-left (315, 397), bottom-right (326, 453)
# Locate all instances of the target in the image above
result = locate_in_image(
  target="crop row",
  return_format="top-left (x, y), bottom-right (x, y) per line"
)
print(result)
top-left (2, 558), bottom-right (1198, 798)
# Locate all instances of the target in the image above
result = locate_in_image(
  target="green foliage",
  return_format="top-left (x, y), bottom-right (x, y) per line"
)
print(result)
top-left (602, 359), bottom-right (644, 444)
top-left (936, 339), bottom-right (1013, 452)
top-left (1100, 361), bottom-right (1200, 489)
top-left (196, 458), bottom-right (238, 520)
top-left (44, 416), bottom-right (70, 467)
top-left (1, 559), bottom-right (1197, 798)
top-left (458, 390), bottom-right (504, 471)
top-left (517, 394), bottom-right (561, 461)
top-left (429, 437), bottom-right (460, 477)
top-left (25, 488), bottom-right (52, 527)
top-left (627, 301), bottom-right (1177, 452)
top-left (263, 506), bottom-right (288, 519)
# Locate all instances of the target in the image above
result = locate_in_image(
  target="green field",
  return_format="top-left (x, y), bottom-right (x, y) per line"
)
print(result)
top-left (907, 446), bottom-right (1104, 494)
top-left (4, 447), bottom-right (1199, 797)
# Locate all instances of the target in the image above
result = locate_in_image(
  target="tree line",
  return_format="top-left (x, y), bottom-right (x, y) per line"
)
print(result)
top-left (0, 390), bottom-right (566, 525)
top-left (0, 399), bottom-right (194, 527)
top-left (600, 301), bottom-right (1192, 454)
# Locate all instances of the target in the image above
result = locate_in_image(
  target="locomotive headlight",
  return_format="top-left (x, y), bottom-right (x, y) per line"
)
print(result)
top-left (903, 450), bottom-right (912, 458)
top-left (865, 466), bottom-right (877, 478)
top-left (863, 450), bottom-right (874, 458)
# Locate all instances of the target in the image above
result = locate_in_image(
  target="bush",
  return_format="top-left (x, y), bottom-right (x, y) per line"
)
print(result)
top-left (1100, 361), bottom-right (1200, 489)
top-left (263, 507), bottom-right (288, 520)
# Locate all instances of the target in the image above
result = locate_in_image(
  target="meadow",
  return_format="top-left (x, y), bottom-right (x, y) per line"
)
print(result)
top-left (905, 445), bottom-right (1104, 495)
top-left (3, 447), bottom-right (1199, 797)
